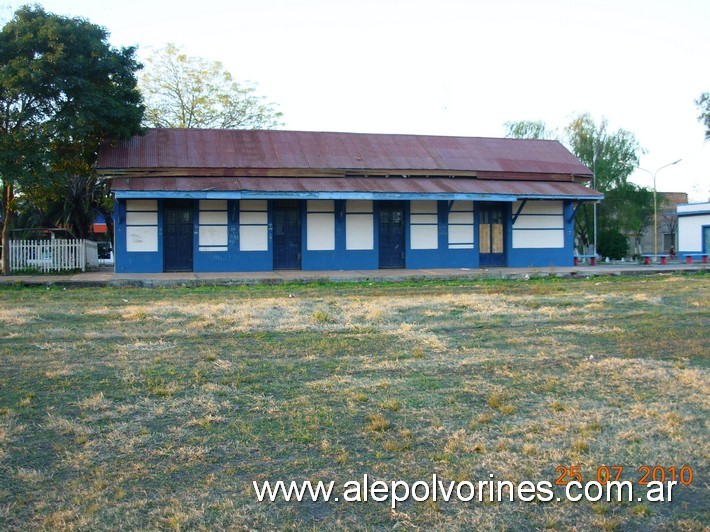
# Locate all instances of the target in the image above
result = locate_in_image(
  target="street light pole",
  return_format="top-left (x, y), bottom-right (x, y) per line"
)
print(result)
top-left (634, 159), bottom-right (682, 256)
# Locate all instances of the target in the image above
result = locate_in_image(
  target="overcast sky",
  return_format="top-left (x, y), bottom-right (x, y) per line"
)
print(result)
top-left (6, 0), bottom-right (710, 201)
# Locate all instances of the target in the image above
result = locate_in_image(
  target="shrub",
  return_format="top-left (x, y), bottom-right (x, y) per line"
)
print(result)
top-left (598, 229), bottom-right (628, 259)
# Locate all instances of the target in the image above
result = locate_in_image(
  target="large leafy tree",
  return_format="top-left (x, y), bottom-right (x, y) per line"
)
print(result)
top-left (0, 5), bottom-right (143, 273)
top-left (505, 114), bottom-right (645, 254)
top-left (697, 92), bottom-right (710, 141)
top-left (565, 114), bottom-right (640, 191)
top-left (599, 183), bottom-right (655, 256)
top-left (141, 43), bottom-right (283, 129)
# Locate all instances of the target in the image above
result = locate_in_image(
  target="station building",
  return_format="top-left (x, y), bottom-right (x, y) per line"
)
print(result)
top-left (96, 129), bottom-right (601, 273)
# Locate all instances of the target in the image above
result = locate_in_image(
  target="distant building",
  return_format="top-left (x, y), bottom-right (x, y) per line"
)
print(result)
top-left (637, 192), bottom-right (688, 255)
top-left (96, 129), bottom-right (601, 273)
top-left (677, 202), bottom-right (710, 258)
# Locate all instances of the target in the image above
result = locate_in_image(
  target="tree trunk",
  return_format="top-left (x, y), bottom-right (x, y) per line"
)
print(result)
top-left (2, 182), bottom-right (14, 275)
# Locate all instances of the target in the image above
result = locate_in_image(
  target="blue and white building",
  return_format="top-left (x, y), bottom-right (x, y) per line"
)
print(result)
top-left (677, 202), bottom-right (710, 259)
top-left (96, 129), bottom-right (601, 273)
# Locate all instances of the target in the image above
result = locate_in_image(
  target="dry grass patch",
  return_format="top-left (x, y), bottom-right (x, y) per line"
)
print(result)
top-left (0, 273), bottom-right (707, 529)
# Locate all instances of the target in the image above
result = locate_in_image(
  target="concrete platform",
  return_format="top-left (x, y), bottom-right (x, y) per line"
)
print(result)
top-left (0, 262), bottom-right (706, 287)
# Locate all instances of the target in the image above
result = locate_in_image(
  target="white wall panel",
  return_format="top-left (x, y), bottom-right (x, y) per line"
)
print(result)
top-left (512, 230), bottom-right (564, 248)
top-left (239, 200), bottom-right (268, 252)
top-left (347, 200), bottom-right (372, 213)
top-left (513, 200), bottom-right (562, 215)
top-left (513, 215), bottom-right (564, 229)
top-left (199, 211), bottom-right (228, 225)
top-left (126, 226), bottom-right (158, 252)
top-left (448, 225), bottom-right (474, 248)
top-left (126, 212), bottom-right (158, 225)
top-left (240, 200), bottom-right (267, 211)
top-left (240, 226), bottom-right (268, 251)
top-left (410, 200), bottom-right (437, 214)
top-left (126, 199), bottom-right (157, 211)
top-left (410, 214), bottom-right (438, 224)
top-left (199, 199), bottom-right (227, 210)
top-left (450, 200), bottom-right (474, 212)
top-left (346, 214), bottom-right (374, 250)
top-left (448, 212), bottom-right (473, 224)
top-left (307, 213), bottom-right (335, 250)
top-left (411, 225), bottom-right (438, 249)
top-left (126, 200), bottom-right (158, 253)
top-left (678, 215), bottom-right (710, 250)
top-left (307, 199), bottom-right (334, 211)
top-left (199, 226), bottom-right (228, 246)
top-left (448, 201), bottom-right (474, 249)
top-left (240, 212), bottom-right (268, 225)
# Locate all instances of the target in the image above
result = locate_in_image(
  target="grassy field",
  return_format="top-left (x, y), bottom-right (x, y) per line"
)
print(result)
top-left (0, 273), bottom-right (708, 529)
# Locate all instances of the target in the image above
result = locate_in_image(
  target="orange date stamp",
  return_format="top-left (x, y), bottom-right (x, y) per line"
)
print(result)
top-left (555, 465), bottom-right (694, 486)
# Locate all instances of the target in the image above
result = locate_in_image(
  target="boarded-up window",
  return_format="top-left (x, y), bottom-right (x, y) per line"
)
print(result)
top-left (448, 201), bottom-right (474, 249)
top-left (410, 201), bottom-right (438, 249)
top-left (512, 201), bottom-right (564, 249)
top-left (346, 200), bottom-right (374, 250)
top-left (198, 200), bottom-right (228, 252)
top-left (240, 200), bottom-right (268, 251)
top-left (306, 200), bottom-right (335, 251)
top-left (126, 199), bottom-right (158, 252)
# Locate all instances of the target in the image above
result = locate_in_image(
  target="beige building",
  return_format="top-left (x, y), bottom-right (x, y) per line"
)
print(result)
top-left (636, 192), bottom-right (688, 255)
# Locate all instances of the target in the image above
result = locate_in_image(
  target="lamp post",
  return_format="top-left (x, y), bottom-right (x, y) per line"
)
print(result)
top-left (633, 159), bottom-right (682, 256)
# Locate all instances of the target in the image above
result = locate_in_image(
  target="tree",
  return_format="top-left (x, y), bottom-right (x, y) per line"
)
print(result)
top-left (0, 5), bottom-right (143, 273)
top-left (505, 114), bottom-right (647, 255)
top-left (600, 183), bottom-right (654, 257)
top-left (565, 114), bottom-right (641, 191)
top-left (697, 92), bottom-right (710, 141)
top-left (503, 120), bottom-right (556, 140)
top-left (140, 44), bottom-right (283, 129)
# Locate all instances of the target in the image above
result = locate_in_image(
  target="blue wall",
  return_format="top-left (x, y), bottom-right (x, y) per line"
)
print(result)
top-left (302, 201), bottom-right (378, 270)
top-left (114, 199), bottom-right (163, 273)
top-left (193, 201), bottom-right (272, 272)
top-left (406, 201), bottom-right (479, 269)
top-left (507, 201), bottom-right (576, 268)
top-left (115, 198), bottom-right (578, 272)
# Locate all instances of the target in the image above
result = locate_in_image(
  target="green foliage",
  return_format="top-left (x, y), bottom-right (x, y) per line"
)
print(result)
top-left (0, 5), bottom-right (143, 270)
top-left (565, 114), bottom-right (641, 192)
top-left (597, 228), bottom-right (629, 259)
top-left (140, 43), bottom-right (283, 129)
top-left (503, 120), bottom-right (556, 140)
top-left (697, 92), bottom-right (710, 141)
top-left (601, 183), bottom-right (654, 233)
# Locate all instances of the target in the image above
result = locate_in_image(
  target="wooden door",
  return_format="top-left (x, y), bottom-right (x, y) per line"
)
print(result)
top-left (479, 205), bottom-right (506, 267)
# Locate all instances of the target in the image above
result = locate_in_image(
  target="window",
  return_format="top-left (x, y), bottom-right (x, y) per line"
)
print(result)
top-left (346, 200), bottom-right (374, 250)
top-left (448, 201), bottom-right (474, 249)
top-left (126, 199), bottom-right (158, 252)
top-left (410, 201), bottom-right (438, 249)
top-left (239, 200), bottom-right (268, 251)
top-left (198, 200), bottom-right (228, 252)
top-left (306, 200), bottom-right (335, 251)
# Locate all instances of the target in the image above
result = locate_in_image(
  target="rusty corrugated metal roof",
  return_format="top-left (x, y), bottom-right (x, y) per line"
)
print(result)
top-left (97, 129), bottom-right (593, 178)
top-left (109, 176), bottom-right (602, 200)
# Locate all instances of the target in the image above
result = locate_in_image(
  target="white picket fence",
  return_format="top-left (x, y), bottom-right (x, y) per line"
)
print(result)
top-left (9, 239), bottom-right (99, 273)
